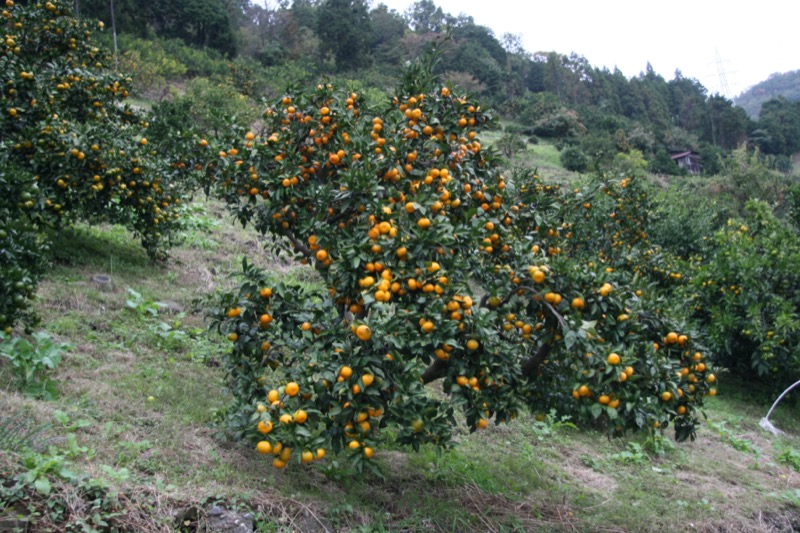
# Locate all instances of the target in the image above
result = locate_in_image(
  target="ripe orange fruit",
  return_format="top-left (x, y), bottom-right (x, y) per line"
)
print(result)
top-left (256, 441), bottom-right (272, 454)
top-left (301, 450), bottom-right (314, 464)
top-left (316, 448), bottom-right (326, 460)
top-left (532, 270), bottom-right (546, 284)
top-left (660, 391), bottom-right (672, 402)
top-left (272, 459), bottom-right (286, 469)
top-left (267, 389), bottom-right (280, 403)
top-left (316, 249), bottom-right (329, 262)
top-left (285, 382), bottom-right (300, 397)
top-left (348, 440), bottom-right (361, 450)
top-left (294, 409), bottom-right (308, 423)
top-left (362, 374), bottom-right (374, 387)
top-left (417, 217), bottom-right (431, 229)
top-left (257, 421), bottom-right (273, 434)
top-left (279, 447), bottom-right (293, 461)
top-left (227, 307), bottom-right (241, 318)
top-left (571, 297), bottom-right (585, 310)
top-left (466, 339), bottom-right (479, 350)
top-left (607, 353), bottom-right (621, 365)
top-left (356, 324), bottom-right (372, 341)
top-left (339, 366), bottom-right (353, 379)
top-left (578, 385), bottom-right (590, 397)
top-left (476, 418), bottom-right (488, 429)
top-left (363, 446), bottom-right (374, 458)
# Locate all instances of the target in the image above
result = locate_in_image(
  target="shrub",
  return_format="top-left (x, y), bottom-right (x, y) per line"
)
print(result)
top-left (533, 108), bottom-right (586, 140)
top-left (560, 146), bottom-right (589, 172)
top-left (496, 133), bottom-right (526, 158)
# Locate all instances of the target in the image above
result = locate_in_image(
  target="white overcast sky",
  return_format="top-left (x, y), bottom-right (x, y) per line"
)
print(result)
top-left (371, 0), bottom-right (798, 98)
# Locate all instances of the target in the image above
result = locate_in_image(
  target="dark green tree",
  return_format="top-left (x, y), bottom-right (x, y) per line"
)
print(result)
top-left (369, 4), bottom-right (406, 65)
top-left (448, 40), bottom-right (503, 95)
top-left (81, 0), bottom-right (237, 55)
top-left (705, 95), bottom-right (750, 150)
top-left (79, 0), bottom-right (150, 37)
top-left (668, 71), bottom-right (708, 134)
top-left (404, 0), bottom-right (452, 33)
top-left (451, 23), bottom-right (506, 66)
top-left (754, 97), bottom-right (800, 155)
top-left (317, 0), bottom-right (372, 70)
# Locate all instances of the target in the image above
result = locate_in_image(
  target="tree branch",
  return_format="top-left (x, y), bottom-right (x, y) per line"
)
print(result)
top-left (421, 358), bottom-right (450, 385)
top-left (421, 342), bottom-right (552, 386)
top-left (522, 343), bottom-right (551, 378)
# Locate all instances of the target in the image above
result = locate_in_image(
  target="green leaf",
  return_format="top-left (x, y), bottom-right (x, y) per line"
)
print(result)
top-left (564, 330), bottom-right (577, 349)
top-left (34, 476), bottom-right (51, 495)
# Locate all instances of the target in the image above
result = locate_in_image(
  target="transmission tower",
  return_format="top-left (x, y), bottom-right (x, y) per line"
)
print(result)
top-left (715, 49), bottom-right (732, 99)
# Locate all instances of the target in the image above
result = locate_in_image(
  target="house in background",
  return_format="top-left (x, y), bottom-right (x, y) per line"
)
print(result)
top-left (670, 150), bottom-right (701, 175)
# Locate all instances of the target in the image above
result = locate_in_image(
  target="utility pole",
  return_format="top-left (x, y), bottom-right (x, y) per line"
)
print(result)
top-left (109, 0), bottom-right (118, 67)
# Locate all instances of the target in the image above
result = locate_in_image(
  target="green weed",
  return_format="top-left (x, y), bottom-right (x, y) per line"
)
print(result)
top-left (0, 331), bottom-right (71, 399)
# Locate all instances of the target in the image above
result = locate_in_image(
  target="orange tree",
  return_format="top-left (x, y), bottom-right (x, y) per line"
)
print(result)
top-left (205, 56), bottom-right (715, 470)
top-left (0, 0), bottom-right (198, 331)
top-left (691, 200), bottom-right (800, 389)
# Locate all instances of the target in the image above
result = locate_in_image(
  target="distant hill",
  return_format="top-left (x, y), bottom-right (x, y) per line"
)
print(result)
top-left (735, 70), bottom-right (800, 118)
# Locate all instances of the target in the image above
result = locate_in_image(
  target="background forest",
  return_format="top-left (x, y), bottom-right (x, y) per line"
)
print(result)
top-left (77, 0), bottom-right (800, 174)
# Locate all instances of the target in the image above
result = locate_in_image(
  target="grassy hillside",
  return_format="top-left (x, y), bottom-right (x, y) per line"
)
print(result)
top-left (481, 130), bottom-right (577, 182)
top-left (2, 200), bottom-right (800, 532)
